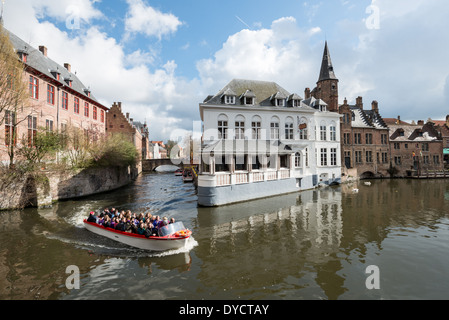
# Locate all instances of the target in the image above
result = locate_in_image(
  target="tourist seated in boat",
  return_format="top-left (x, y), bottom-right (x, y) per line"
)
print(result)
top-left (87, 211), bottom-right (97, 223)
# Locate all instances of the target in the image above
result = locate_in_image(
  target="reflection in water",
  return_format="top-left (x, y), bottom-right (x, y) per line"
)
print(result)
top-left (0, 175), bottom-right (449, 300)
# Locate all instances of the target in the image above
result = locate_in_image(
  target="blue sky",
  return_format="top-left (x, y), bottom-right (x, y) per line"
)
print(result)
top-left (3, 0), bottom-right (449, 141)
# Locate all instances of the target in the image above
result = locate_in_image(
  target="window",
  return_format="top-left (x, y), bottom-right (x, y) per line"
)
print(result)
top-left (93, 106), bottom-right (98, 120)
top-left (218, 120), bottom-right (228, 139)
top-left (29, 76), bottom-right (39, 99)
top-left (299, 118), bottom-right (308, 140)
top-left (27, 116), bottom-right (37, 147)
top-left (74, 97), bottom-right (80, 114)
top-left (394, 156), bottom-right (401, 165)
top-left (62, 91), bottom-right (68, 110)
top-left (225, 95), bottom-right (235, 104)
top-left (84, 102), bottom-right (89, 117)
top-left (252, 120), bottom-right (261, 139)
top-left (235, 155), bottom-right (247, 171)
top-left (381, 134), bottom-right (387, 145)
top-left (434, 155), bottom-right (440, 164)
top-left (320, 148), bottom-right (328, 166)
top-left (47, 84), bottom-right (55, 105)
top-left (423, 155), bottom-right (429, 164)
top-left (382, 153), bottom-right (388, 163)
top-left (320, 125), bottom-right (327, 141)
top-left (366, 150), bottom-right (373, 163)
top-left (5, 111), bottom-right (16, 146)
top-left (331, 148), bottom-right (337, 166)
top-left (101, 110), bottom-right (105, 123)
top-left (330, 124), bottom-right (337, 141)
top-left (422, 143), bottom-right (429, 151)
top-left (46, 119), bottom-right (54, 133)
top-left (235, 120), bottom-right (245, 140)
top-left (355, 151), bottom-right (362, 164)
top-left (276, 99), bottom-right (285, 107)
top-left (295, 152), bottom-right (301, 168)
top-left (285, 118), bottom-right (294, 139)
top-left (394, 143), bottom-right (400, 150)
top-left (305, 148), bottom-right (309, 167)
top-left (270, 122), bottom-right (279, 140)
top-left (366, 133), bottom-right (372, 145)
top-left (343, 133), bottom-right (351, 144)
top-left (292, 99), bottom-right (301, 107)
top-left (354, 133), bottom-right (361, 144)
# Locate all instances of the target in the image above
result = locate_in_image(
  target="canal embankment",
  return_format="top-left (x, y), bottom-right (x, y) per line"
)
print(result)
top-left (0, 165), bottom-right (139, 210)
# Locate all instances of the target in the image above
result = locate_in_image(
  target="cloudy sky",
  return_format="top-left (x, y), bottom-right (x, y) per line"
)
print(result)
top-left (2, 0), bottom-right (449, 141)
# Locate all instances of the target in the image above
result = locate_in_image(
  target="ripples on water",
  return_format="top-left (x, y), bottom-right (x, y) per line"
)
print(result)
top-left (1, 174), bottom-right (449, 300)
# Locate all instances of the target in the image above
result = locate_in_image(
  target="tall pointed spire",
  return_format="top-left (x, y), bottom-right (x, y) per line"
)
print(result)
top-left (318, 41), bottom-right (337, 82)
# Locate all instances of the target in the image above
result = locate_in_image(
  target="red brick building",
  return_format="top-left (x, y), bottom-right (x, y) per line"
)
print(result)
top-left (1, 28), bottom-right (108, 164)
top-left (308, 42), bottom-right (390, 179)
top-left (386, 118), bottom-right (443, 177)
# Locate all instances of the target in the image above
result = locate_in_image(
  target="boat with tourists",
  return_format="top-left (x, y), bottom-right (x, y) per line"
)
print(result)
top-left (182, 169), bottom-right (194, 183)
top-left (83, 219), bottom-right (192, 251)
top-left (174, 168), bottom-right (183, 176)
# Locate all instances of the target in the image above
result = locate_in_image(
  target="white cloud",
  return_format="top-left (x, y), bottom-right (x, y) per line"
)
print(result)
top-left (124, 0), bottom-right (182, 40)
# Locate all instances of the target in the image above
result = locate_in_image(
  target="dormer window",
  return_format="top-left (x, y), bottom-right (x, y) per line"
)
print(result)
top-left (84, 88), bottom-right (91, 97)
top-left (292, 99), bottom-right (301, 107)
top-left (225, 95), bottom-right (235, 105)
top-left (17, 50), bottom-right (28, 63)
top-left (276, 99), bottom-right (285, 107)
top-left (241, 90), bottom-right (256, 106)
top-left (222, 88), bottom-right (237, 105)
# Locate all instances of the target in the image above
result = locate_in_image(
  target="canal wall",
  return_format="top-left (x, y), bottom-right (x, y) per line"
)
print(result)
top-left (0, 166), bottom-right (138, 210)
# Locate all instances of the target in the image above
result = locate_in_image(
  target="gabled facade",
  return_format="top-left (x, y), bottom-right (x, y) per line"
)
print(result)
top-left (198, 79), bottom-right (341, 207)
top-left (1, 28), bottom-right (108, 163)
top-left (387, 119), bottom-right (443, 176)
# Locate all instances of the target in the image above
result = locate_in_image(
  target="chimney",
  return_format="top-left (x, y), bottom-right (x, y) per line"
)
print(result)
top-left (371, 100), bottom-right (378, 112)
top-left (397, 115), bottom-right (401, 124)
top-left (356, 96), bottom-right (363, 109)
top-left (446, 115), bottom-right (449, 127)
top-left (304, 88), bottom-right (311, 99)
top-left (39, 46), bottom-right (47, 57)
top-left (126, 113), bottom-right (130, 120)
top-left (64, 63), bottom-right (71, 72)
top-left (118, 102), bottom-right (122, 111)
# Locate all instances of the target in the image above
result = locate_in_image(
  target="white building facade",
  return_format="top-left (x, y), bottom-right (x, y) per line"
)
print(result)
top-left (197, 79), bottom-right (341, 207)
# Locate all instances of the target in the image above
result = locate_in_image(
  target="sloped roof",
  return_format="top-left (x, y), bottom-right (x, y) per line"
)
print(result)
top-left (318, 41), bottom-right (338, 82)
top-left (5, 28), bottom-right (106, 109)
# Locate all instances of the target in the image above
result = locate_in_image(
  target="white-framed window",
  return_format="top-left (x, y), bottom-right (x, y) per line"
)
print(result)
top-left (225, 95), bottom-right (235, 104)
top-left (299, 117), bottom-right (308, 140)
top-left (295, 152), bottom-right (301, 168)
top-left (276, 99), bottom-right (285, 107)
top-left (331, 148), bottom-right (337, 166)
top-left (270, 116), bottom-right (280, 140)
top-left (285, 117), bottom-right (294, 140)
top-left (235, 115), bottom-right (245, 140)
top-left (330, 122), bottom-right (337, 141)
top-left (320, 123), bottom-right (327, 141)
top-left (251, 119), bottom-right (261, 140)
top-left (218, 120), bottom-right (228, 139)
top-left (244, 97), bottom-right (254, 105)
top-left (292, 99), bottom-right (301, 107)
top-left (321, 148), bottom-right (328, 166)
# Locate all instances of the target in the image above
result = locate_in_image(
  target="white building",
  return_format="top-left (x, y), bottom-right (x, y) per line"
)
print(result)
top-left (197, 79), bottom-right (341, 206)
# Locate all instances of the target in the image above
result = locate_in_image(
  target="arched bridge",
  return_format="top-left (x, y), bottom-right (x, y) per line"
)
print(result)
top-left (142, 158), bottom-right (183, 172)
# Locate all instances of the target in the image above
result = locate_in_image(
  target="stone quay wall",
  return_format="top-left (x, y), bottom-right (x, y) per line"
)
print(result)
top-left (0, 166), bottom-right (138, 210)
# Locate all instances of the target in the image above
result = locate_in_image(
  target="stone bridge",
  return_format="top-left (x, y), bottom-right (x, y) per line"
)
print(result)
top-left (142, 158), bottom-right (183, 172)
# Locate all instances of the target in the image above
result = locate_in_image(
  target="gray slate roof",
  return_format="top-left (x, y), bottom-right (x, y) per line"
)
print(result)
top-left (5, 28), bottom-right (104, 108)
top-left (203, 79), bottom-right (313, 109)
top-left (318, 41), bottom-right (338, 82)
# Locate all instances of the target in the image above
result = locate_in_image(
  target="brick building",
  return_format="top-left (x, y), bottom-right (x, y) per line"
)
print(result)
top-left (433, 116), bottom-right (449, 168)
top-left (385, 118), bottom-right (443, 177)
top-left (106, 102), bottom-right (150, 172)
top-left (1, 28), bottom-right (108, 164)
top-left (308, 42), bottom-right (390, 179)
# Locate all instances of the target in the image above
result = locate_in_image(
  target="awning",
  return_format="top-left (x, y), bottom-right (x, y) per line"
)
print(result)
top-left (444, 148), bottom-right (449, 155)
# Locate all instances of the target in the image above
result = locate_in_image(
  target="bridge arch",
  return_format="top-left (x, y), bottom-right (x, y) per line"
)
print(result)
top-left (143, 159), bottom-right (183, 172)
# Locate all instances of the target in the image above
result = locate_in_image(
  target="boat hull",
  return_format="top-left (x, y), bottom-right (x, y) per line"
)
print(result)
top-left (84, 221), bottom-right (190, 251)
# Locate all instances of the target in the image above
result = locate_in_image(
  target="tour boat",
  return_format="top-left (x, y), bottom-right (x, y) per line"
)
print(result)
top-left (174, 168), bottom-right (183, 176)
top-left (182, 170), bottom-right (194, 183)
top-left (83, 220), bottom-right (192, 251)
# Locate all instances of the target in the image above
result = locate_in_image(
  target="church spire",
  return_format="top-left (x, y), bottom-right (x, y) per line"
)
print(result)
top-left (318, 41), bottom-right (337, 82)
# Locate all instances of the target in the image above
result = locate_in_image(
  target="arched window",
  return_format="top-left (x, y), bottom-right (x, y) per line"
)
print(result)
top-left (235, 115), bottom-right (245, 140)
top-left (270, 116), bottom-right (280, 140)
top-left (285, 117), bottom-right (294, 140)
top-left (299, 117), bottom-right (308, 140)
top-left (295, 152), bottom-right (301, 168)
top-left (251, 115), bottom-right (262, 139)
top-left (218, 114), bottom-right (228, 139)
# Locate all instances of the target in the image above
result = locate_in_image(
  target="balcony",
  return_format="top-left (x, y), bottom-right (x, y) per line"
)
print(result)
top-left (198, 169), bottom-right (291, 187)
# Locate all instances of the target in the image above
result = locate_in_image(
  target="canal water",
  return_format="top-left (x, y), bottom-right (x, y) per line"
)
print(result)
top-left (1, 169), bottom-right (449, 300)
